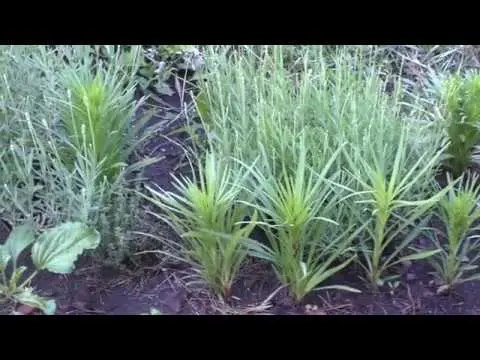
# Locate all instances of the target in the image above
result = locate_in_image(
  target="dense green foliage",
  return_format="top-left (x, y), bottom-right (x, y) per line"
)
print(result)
top-left (2, 45), bottom-right (480, 312)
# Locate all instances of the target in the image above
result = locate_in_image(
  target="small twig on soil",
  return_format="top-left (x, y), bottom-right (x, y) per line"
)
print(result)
top-left (315, 293), bottom-right (352, 315)
top-left (213, 285), bottom-right (286, 315)
top-left (404, 284), bottom-right (421, 315)
top-left (169, 269), bottom-right (212, 315)
top-left (66, 308), bottom-right (107, 315)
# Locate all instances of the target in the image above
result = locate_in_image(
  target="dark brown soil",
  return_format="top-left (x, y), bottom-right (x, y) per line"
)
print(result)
top-left (3, 75), bottom-right (480, 316)
top-left (3, 212), bottom-right (480, 315)
top-left (5, 248), bottom-right (480, 315)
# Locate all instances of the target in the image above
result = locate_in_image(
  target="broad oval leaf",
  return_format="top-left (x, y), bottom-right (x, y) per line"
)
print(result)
top-left (5, 223), bottom-right (35, 262)
top-left (0, 245), bottom-right (11, 272)
top-left (13, 287), bottom-right (56, 315)
top-left (32, 222), bottom-right (100, 274)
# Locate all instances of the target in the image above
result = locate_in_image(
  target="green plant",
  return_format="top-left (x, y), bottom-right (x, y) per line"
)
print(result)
top-left (194, 45), bottom-right (442, 194)
top-left (345, 128), bottom-right (449, 289)
top-left (441, 72), bottom-right (480, 177)
top-left (0, 222), bottom-right (100, 314)
top-left (243, 141), bottom-right (364, 302)
top-left (192, 45), bottom-right (445, 294)
top-left (143, 152), bottom-right (257, 298)
top-left (54, 58), bottom-right (140, 183)
top-left (426, 173), bottom-right (480, 293)
top-left (0, 46), bottom-right (163, 267)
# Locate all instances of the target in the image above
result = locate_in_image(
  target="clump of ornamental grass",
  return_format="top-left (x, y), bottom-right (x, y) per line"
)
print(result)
top-left (194, 45), bottom-right (442, 189)
top-left (143, 152), bottom-right (257, 298)
top-left (192, 45), bottom-right (447, 294)
top-left (242, 138), bottom-right (365, 302)
top-left (53, 58), bottom-right (141, 183)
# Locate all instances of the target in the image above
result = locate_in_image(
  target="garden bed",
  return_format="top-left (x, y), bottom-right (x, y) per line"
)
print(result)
top-left (3, 45), bottom-right (480, 315)
top-left (8, 248), bottom-right (480, 315)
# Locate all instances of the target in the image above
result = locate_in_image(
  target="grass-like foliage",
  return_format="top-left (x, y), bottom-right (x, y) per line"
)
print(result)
top-left (0, 46), bottom-right (159, 266)
top-left (144, 152), bottom-right (257, 298)
top-left (441, 72), bottom-right (480, 177)
top-left (244, 140), bottom-right (364, 302)
top-left (5, 44), bottom-right (477, 307)
top-left (195, 45), bottom-right (444, 297)
top-left (427, 173), bottom-right (480, 293)
top-left (345, 128), bottom-right (449, 289)
top-left (53, 54), bottom-right (140, 183)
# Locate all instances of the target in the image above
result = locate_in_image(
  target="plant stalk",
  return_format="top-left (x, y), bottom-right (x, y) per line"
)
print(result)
top-left (19, 270), bottom-right (38, 289)
top-left (371, 211), bottom-right (388, 289)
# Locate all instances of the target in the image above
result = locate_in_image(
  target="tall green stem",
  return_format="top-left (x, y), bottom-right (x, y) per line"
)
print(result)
top-left (371, 211), bottom-right (387, 289)
top-left (445, 239), bottom-right (461, 286)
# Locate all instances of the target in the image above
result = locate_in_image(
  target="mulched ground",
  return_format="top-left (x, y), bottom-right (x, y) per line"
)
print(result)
top-left (3, 75), bottom-right (480, 315)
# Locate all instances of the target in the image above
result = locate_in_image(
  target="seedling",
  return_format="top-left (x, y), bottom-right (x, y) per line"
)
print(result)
top-left (144, 152), bottom-right (257, 299)
top-left (426, 173), bottom-right (480, 293)
top-left (53, 51), bottom-right (147, 184)
top-left (387, 280), bottom-right (401, 296)
top-left (345, 128), bottom-right (449, 290)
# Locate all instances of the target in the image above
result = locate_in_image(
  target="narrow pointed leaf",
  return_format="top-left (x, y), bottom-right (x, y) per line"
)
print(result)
top-left (0, 245), bottom-right (10, 272)
top-left (398, 249), bottom-right (442, 262)
top-left (9, 266), bottom-right (28, 288)
top-left (459, 274), bottom-right (480, 283)
top-left (305, 257), bottom-right (355, 293)
top-left (316, 285), bottom-right (362, 293)
top-left (461, 264), bottom-right (478, 271)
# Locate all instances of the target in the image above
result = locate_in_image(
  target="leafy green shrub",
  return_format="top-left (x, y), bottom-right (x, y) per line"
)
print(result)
top-left (426, 173), bottom-right (480, 293)
top-left (441, 72), bottom-right (480, 177)
top-left (143, 152), bottom-right (257, 298)
top-left (0, 222), bottom-right (100, 314)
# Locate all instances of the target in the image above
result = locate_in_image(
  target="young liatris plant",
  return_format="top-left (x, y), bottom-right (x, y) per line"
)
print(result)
top-left (441, 72), bottom-right (480, 178)
top-left (345, 128), bottom-right (451, 290)
top-left (243, 142), bottom-right (364, 302)
top-left (143, 152), bottom-right (257, 299)
top-left (0, 222), bottom-right (100, 314)
top-left (52, 49), bottom-right (148, 185)
top-left (426, 173), bottom-right (480, 294)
